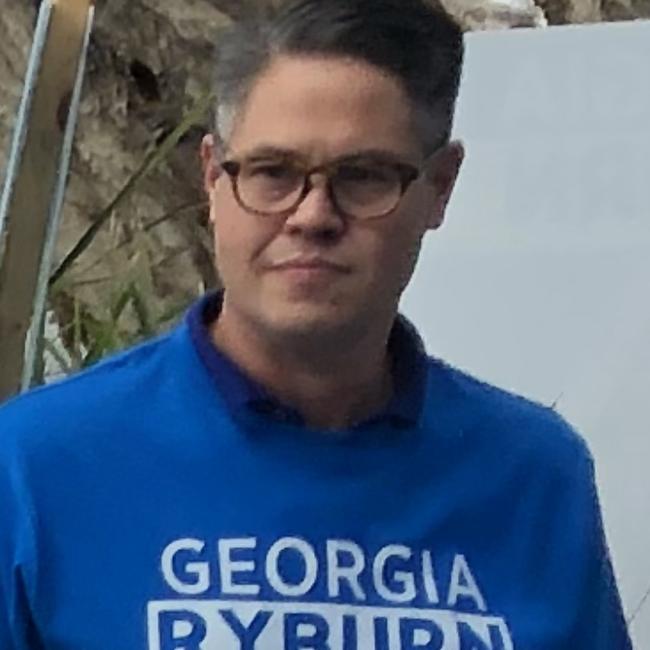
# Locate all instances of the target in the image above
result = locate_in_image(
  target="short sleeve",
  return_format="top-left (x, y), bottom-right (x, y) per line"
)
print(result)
top-left (569, 450), bottom-right (633, 649)
top-left (0, 418), bottom-right (42, 650)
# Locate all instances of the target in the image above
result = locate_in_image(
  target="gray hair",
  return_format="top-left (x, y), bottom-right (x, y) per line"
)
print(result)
top-left (212, 0), bottom-right (464, 155)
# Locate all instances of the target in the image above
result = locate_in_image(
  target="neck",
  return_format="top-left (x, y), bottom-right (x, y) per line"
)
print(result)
top-left (211, 304), bottom-right (396, 430)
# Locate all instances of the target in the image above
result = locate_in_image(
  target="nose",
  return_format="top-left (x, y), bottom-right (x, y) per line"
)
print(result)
top-left (282, 173), bottom-right (345, 240)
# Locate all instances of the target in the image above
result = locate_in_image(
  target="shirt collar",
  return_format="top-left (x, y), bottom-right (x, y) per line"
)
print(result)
top-left (187, 291), bottom-right (428, 429)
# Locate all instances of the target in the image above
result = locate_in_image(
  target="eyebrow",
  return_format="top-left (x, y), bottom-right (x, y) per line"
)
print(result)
top-left (234, 145), bottom-right (417, 166)
top-left (341, 148), bottom-right (416, 164)
top-left (237, 146), bottom-right (304, 164)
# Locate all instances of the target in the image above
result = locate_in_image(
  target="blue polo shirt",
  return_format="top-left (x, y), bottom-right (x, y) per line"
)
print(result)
top-left (187, 292), bottom-right (427, 429)
top-left (0, 294), bottom-right (632, 650)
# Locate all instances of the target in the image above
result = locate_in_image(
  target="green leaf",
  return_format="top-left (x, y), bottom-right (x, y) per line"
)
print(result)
top-left (129, 284), bottom-right (154, 337)
top-left (49, 90), bottom-right (215, 288)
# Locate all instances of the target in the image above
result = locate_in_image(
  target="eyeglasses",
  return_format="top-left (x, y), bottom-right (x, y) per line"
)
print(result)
top-left (220, 154), bottom-right (423, 221)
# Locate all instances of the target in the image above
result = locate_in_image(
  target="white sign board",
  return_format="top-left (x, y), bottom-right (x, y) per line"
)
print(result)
top-left (401, 20), bottom-right (650, 648)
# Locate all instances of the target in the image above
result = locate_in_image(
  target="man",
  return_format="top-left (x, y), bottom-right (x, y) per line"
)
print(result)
top-left (0, 0), bottom-right (632, 648)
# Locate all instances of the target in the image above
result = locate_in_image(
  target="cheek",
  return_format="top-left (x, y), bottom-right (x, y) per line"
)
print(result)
top-left (390, 229), bottom-right (423, 272)
top-left (210, 190), bottom-right (248, 272)
top-left (370, 216), bottom-right (426, 290)
top-left (211, 188), bottom-right (277, 274)
top-left (392, 196), bottom-right (430, 262)
top-left (381, 201), bottom-right (427, 255)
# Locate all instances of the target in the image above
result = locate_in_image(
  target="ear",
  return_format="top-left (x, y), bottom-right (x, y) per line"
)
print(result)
top-left (424, 140), bottom-right (464, 230)
top-left (200, 133), bottom-right (224, 196)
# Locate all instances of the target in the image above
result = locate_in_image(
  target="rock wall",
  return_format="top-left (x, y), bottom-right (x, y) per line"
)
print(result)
top-left (1, 0), bottom-right (649, 335)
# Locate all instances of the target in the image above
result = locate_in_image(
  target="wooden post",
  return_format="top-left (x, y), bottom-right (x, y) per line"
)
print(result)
top-left (0, 0), bottom-right (94, 401)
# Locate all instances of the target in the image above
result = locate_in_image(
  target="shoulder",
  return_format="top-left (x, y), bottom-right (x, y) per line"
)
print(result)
top-left (423, 358), bottom-right (593, 477)
top-left (0, 330), bottom-right (179, 459)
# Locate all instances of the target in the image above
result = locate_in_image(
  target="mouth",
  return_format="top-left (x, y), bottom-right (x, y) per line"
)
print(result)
top-left (269, 258), bottom-right (350, 273)
top-left (266, 258), bottom-right (351, 288)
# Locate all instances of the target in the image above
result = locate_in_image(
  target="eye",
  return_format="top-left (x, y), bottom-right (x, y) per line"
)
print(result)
top-left (248, 163), bottom-right (296, 180)
top-left (336, 164), bottom-right (394, 184)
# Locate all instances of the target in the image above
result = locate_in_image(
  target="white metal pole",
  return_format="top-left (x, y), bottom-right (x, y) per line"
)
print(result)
top-left (0, 0), bottom-right (94, 401)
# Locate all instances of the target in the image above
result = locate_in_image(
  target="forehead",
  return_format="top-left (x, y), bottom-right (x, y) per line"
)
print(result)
top-left (227, 55), bottom-right (420, 160)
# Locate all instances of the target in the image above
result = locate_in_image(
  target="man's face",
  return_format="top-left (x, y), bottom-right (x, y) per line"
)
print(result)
top-left (201, 55), bottom-right (463, 339)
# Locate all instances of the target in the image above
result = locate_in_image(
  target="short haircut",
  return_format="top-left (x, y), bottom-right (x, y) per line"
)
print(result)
top-left (212, 0), bottom-right (464, 155)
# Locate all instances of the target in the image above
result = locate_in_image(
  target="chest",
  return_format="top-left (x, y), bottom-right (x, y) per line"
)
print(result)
top-left (33, 444), bottom-right (577, 650)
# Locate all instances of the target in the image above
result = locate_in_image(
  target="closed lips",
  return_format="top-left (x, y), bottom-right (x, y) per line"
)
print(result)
top-left (271, 258), bottom-right (348, 271)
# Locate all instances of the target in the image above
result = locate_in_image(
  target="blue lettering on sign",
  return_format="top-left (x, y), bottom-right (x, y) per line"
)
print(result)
top-left (158, 610), bottom-right (207, 650)
top-left (284, 612), bottom-right (331, 650)
top-left (400, 617), bottom-right (445, 649)
top-left (219, 609), bottom-right (272, 649)
top-left (458, 621), bottom-right (507, 650)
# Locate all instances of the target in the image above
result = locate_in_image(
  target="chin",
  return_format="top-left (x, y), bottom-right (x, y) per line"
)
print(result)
top-left (264, 300), bottom-right (352, 338)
